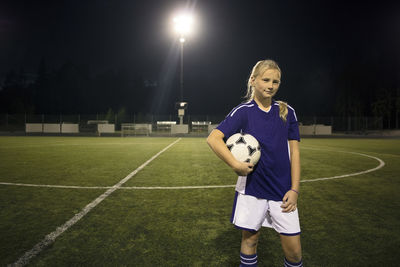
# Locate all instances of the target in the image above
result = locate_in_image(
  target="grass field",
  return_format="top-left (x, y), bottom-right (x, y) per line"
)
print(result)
top-left (0, 136), bottom-right (399, 266)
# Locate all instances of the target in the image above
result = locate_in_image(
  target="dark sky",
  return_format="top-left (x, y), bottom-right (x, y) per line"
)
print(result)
top-left (1, 0), bottom-right (399, 116)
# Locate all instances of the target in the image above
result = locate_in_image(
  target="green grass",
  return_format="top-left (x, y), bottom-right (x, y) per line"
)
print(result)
top-left (0, 136), bottom-right (399, 266)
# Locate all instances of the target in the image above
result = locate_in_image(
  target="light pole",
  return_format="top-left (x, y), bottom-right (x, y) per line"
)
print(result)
top-left (179, 37), bottom-right (184, 102)
top-left (173, 14), bottom-right (193, 124)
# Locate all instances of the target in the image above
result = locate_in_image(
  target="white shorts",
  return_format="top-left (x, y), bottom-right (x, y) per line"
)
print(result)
top-left (231, 192), bottom-right (301, 235)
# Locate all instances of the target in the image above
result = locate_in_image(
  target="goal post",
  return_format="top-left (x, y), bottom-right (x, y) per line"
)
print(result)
top-left (121, 123), bottom-right (152, 137)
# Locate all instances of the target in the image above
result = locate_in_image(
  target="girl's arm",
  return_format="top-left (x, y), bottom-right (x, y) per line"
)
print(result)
top-left (289, 140), bottom-right (301, 193)
top-left (207, 129), bottom-right (254, 176)
top-left (281, 140), bottom-right (301, 212)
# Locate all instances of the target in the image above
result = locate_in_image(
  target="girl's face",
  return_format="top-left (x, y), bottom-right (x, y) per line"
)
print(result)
top-left (251, 68), bottom-right (281, 101)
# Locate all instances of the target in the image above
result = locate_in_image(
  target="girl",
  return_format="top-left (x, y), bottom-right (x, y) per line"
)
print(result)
top-left (207, 60), bottom-right (302, 267)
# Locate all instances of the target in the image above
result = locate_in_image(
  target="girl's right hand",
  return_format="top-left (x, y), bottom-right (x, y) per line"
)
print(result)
top-left (233, 161), bottom-right (254, 176)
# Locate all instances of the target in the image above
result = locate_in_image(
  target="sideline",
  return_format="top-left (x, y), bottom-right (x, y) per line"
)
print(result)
top-left (10, 138), bottom-right (181, 267)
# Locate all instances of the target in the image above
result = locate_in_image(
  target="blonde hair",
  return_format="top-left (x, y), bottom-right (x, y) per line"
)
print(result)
top-left (245, 59), bottom-right (288, 122)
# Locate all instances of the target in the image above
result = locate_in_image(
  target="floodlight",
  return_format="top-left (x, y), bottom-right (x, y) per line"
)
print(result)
top-left (175, 102), bottom-right (188, 110)
top-left (172, 12), bottom-right (195, 124)
top-left (173, 14), bottom-right (193, 36)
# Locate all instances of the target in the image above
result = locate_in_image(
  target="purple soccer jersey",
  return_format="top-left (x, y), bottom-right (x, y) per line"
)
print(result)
top-left (217, 99), bottom-right (300, 201)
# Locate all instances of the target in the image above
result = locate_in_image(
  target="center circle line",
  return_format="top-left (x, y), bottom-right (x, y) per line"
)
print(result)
top-left (0, 148), bottom-right (385, 190)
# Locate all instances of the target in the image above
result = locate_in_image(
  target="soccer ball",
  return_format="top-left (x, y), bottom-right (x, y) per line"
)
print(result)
top-left (226, 133), bottom-right (261, 165)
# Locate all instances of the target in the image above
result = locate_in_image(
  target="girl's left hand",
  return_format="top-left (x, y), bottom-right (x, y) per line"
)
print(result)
top-left (281, 190), bottom-right (298, 213)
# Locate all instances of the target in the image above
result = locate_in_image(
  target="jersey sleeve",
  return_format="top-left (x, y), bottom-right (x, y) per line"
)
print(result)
top-left (287, 107), bottom-right (300, 141)
top-left (216, 106), bottom-right (246, 139)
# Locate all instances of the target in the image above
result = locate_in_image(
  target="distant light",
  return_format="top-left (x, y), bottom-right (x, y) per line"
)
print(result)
top-left (175, 102), bottom-right (188, 109)
top-left (179, 37), bottom-right (185, 43)
top-left (173, 14), bottom-right (194, 36)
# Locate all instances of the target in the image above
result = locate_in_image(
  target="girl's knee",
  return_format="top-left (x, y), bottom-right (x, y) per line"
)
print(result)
top-left (242, 230), bottom-right (260, 248)
top-left (284, 245), bottom-right (302, 263)
top-left (286, 250), bottom-right (302, 263)
top-left (280, 235), bottom-right (302, 262)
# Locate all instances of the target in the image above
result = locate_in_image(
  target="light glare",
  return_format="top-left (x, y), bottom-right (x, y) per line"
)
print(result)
top-left (173, 14), bottom-right (193, 35)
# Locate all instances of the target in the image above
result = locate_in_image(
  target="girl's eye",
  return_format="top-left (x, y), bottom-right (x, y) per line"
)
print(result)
top-left (263, 79), bottom-right (270, 82)
top-left (273, 80), bottom-right (280, 84)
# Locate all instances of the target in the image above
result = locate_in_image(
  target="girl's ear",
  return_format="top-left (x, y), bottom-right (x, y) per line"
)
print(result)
top-left (250, 76), bottom-right (255, 86)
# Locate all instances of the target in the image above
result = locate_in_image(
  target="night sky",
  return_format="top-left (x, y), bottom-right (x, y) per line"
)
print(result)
top-left (1, 0), bottom-right (399, 117)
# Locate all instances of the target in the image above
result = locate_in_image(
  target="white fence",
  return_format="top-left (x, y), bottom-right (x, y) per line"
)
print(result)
top-left (25, 123), bottom-right (43, 133)
top-left (26, 123), bottom-right (79, 134)
top-left (23, 121), bottom-right (333, 136)
top-left (43, 123), bottom-right (60, 133)
top-left (299, 124), bottom-right (332, 135)
top-left (61, 123), bottom-right (79, 133)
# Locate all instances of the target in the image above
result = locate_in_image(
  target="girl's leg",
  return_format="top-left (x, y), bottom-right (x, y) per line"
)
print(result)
top-left (241, 230), bottom-right (260, 254)
top-left (280, 234), bottom-right (302, 265)
top-left (240, 230), bottom-right (260, 266)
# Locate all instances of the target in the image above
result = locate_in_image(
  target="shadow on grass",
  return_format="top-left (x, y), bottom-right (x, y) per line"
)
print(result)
top-left (211, 226), bottom-right (242, 266)
top-left (212, 225), bottom-right (285, 266)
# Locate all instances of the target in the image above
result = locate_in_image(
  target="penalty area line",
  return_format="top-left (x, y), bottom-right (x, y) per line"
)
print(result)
top-left (10, 138), bottom-right (181, 267)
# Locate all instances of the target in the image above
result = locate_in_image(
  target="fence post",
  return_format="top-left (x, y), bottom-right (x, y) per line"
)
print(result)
top-left (42, 114), bottom-right (44, 133)
top-left (347, 116), bottom-right (351, 132)
top-left (24, 113), bottom-right (27, 134)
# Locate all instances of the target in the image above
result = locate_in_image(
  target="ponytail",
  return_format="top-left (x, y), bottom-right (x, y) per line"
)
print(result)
top-left (276, 100), bottom-right (288, 122)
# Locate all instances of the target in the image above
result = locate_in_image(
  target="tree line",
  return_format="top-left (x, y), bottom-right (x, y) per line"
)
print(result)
top-left (0, 58), bottom-right (399, 128)
top-left (0, 58), bottom-right (159, 116)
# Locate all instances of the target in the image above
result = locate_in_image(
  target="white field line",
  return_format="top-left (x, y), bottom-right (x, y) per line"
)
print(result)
top-left (10, 138), bottom-right (181, 267)
top-left (0, 142), bottom-right (165, 149)
top-left (0, 182), bottom-right (235, 190)
top-left (1, 149), bottom-right (385, 191)
top-left (300, 149), bottom-right (385, 183)
top-left (0, 182), bottom-right (111, 189)
top-left (119, 149), bottom-right (386, 188)
top-left (120, 185), bottom-right (236, 189)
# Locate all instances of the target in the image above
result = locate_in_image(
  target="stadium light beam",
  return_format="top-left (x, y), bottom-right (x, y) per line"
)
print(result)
top-left (173, 13), bottom-right (193, 102)
top-left (173, 13), bottom-right (194, 124)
